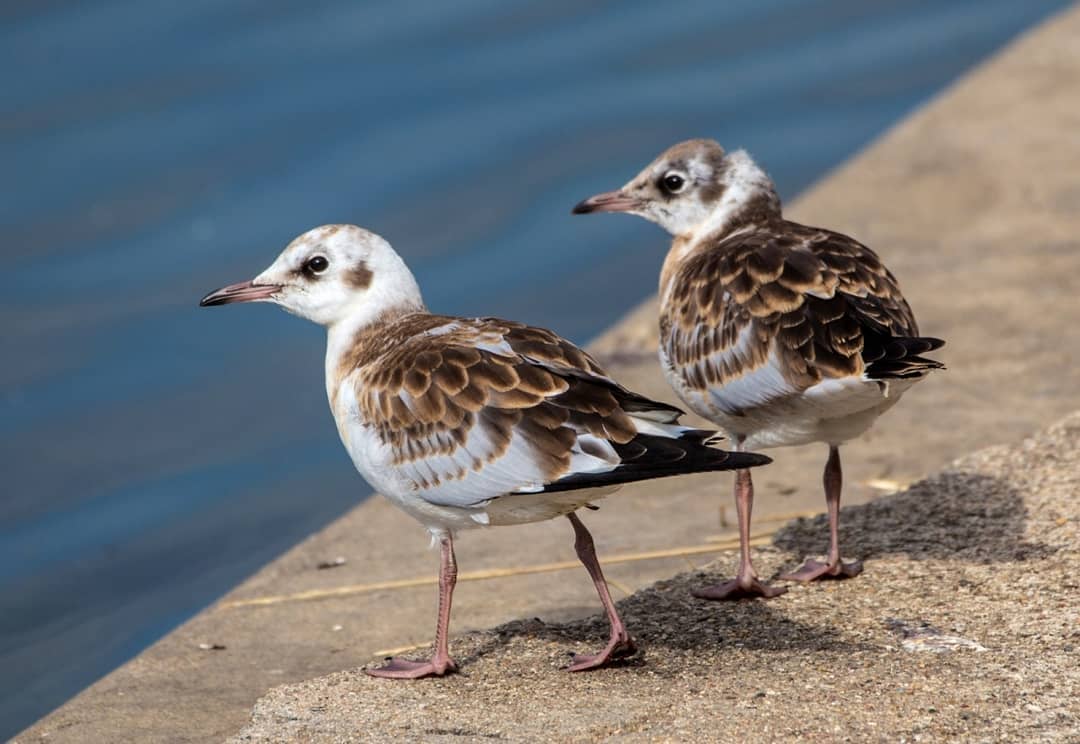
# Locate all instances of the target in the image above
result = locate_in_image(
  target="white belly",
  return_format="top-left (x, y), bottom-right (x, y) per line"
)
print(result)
top-left (481, 486), bottom-right (619, 526)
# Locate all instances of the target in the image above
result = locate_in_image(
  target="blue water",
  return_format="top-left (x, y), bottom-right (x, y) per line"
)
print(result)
top-left (0, 0), bottom-right (1068, 735)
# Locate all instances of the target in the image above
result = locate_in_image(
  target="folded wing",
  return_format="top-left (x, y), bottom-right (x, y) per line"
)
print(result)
top-left (662, 223), bottom-right (945, 416)
top-left (349, 316), bottom-right (766, 509)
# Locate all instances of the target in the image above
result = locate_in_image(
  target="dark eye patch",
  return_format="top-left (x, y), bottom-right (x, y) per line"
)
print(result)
top-left (662, 173), bottom-right (685, 192)
top-left (303, 255), bottom-right (329, 277)
top-left (656, 160), bottom-right (689, 197)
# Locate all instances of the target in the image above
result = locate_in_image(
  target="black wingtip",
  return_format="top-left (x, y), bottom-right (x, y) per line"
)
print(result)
top-left (537, 435), bottom-right (772, 493)
top-left (678, 428), bottom-right (721, 444)
top-left (729, 451), bottom-right (772, 469)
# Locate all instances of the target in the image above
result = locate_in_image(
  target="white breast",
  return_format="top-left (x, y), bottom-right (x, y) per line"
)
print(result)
top-left (329, 378), bottom-right (485, 533)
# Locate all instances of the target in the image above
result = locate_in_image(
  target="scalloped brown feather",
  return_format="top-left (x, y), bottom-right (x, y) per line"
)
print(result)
top-left (339, 314), bottom-right (654, 482)
top-left (661, 220), bottom-right (935, 398)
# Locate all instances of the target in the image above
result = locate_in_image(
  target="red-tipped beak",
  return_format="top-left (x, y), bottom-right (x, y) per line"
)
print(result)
top-left (571, 190), bottom-right (641, 215)
top-left (199, 280), bottom-right (281, 307)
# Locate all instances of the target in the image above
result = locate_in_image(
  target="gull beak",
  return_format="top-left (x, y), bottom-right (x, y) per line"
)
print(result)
top-left (199, 280), bottom-right (281, 307)
top-left (571, 190), bottom-right (641, 215)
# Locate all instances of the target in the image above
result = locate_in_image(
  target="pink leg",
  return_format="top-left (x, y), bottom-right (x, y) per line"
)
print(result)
top-left (780, 446), bottom-right (863, 581)
top-left (367, 534), bottom-right (459, 679)
top-left (693, 461), bottom-right (786, 601)
top-left (565, 512), bottom-right (637, 671)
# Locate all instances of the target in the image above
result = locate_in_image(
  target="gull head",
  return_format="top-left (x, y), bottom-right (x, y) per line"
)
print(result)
top-left (199, 224), bottom-right (423, 327)
top-left (572, 139), bottom-right (779, 238)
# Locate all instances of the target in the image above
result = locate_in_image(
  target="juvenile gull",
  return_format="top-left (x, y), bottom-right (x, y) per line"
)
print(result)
top-left (200, 224), bottom-right (771, 676)
top-left (574, 139), bottom-right (944, 599)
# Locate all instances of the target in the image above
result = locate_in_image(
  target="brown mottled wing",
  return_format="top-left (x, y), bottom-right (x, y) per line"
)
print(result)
top-left (351, 317), bottom-right (683, 507)
top-left (662, 223), bottom-right (942, 413)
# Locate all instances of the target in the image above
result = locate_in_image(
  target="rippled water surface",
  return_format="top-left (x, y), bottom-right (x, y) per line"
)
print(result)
top-left (0, 0), bottom-right (1068, 735)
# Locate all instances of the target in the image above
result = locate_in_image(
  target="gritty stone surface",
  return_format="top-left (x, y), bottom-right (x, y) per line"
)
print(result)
top-left (232, 414), bottom-right (1080, 743)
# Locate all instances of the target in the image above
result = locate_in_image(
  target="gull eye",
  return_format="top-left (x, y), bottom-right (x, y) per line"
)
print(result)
top-left (304, 255), bottom-right (329, 275)
top-left (661, 172), bottom-right (687, 194)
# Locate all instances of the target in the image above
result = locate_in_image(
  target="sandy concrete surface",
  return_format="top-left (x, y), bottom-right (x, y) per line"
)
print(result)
top-left (231, 412), bottom-right (1080, 743)
top-left (17, 4), bottom-right (1080, 742)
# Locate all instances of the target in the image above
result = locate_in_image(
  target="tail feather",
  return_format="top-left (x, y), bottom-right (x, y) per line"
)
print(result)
top-left (540, 433), bottom-right (770, 493)
top-left (863, 334), bottom-right (946, 380)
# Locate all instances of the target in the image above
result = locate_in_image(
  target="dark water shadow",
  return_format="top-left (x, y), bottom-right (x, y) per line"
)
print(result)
top-left (773, 470), bottom-right (1055, 564)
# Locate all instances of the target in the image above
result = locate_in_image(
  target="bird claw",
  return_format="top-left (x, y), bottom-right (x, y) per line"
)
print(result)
top-left (565, 634), bottom-right (638, 672)
top-left (365, 655), bottom-right (458, 679)
top-left (779, 558), bottom-right (863, 582)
